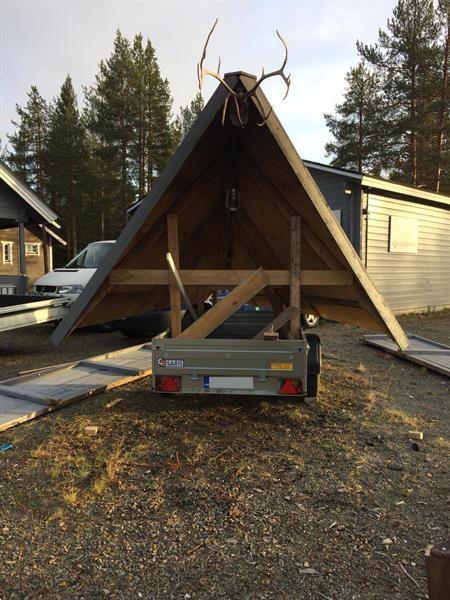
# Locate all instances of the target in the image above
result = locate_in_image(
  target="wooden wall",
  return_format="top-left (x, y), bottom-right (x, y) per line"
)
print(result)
top-left (0, 227), bottom-right (50, 288)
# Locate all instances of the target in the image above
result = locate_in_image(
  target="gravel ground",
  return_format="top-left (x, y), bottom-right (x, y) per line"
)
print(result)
top-left (0, 312), bottom-right (448, 600)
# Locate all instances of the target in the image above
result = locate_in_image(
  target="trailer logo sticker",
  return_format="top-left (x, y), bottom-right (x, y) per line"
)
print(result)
top-left (157, 358), bottom-right (184, 368)
top-left (271, 362), bottom-right (293, 370)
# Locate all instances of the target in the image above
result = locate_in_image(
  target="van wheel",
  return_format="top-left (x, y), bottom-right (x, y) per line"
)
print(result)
top-left (302, 313), bottom-right (320, 328)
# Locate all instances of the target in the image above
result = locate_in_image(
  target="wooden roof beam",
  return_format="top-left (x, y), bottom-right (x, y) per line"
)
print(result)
top-left (108, 269), bottom-right (352, 287)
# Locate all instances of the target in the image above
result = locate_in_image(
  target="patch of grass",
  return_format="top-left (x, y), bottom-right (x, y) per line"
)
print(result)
top-left (62, 486), bottom-right (79, 505)
top-left (286, 407), bottom-right (310, 423)
top-left (92, 476), bottom-right (108, 495)
top-left (433, 436), bottom-right (450, 450)
top-left (366, 390), bottom-right (378, 407)
top-left (382, 408), bottom-right (419, 428)
top-left (30, 417), bottom-right (130, 503)
top-left (355, 363), bottom-right (367, 373)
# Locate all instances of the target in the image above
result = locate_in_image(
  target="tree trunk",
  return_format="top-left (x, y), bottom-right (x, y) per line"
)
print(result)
top-left (434, 6), bottom-right (449, 193)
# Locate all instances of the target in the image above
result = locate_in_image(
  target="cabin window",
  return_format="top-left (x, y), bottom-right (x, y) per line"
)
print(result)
top-left (25, 242), bottom-right (41, 256)
top-left (332, 209), bottom-right (342, 224)
top-left (2, 242), bottom-right (13, 265)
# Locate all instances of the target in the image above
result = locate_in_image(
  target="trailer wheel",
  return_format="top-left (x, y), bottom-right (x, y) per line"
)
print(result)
top-left (306, 333), bottom-right (321, 374)
top-left (307, 374), bottom-right (320, 398)
top-left (305, 333), bottom-right (321, 399)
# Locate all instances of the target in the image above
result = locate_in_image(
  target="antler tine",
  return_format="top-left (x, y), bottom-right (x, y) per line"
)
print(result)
top-left (197, 18), bottom-right (236, 96)
top-left (198, 18), bottom-right (219, 90)
top-left (247, 30), bottom-right (291, 100)
top-left (276, 30), bottom-right (291, 100)
top-left (252, 93), bottom-right (274, 127)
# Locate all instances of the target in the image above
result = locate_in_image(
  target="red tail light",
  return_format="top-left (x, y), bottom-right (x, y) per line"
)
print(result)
top-left (155, 376), bottom-right (181, 392)
top-left (279, 378), bottom-right (303, 395)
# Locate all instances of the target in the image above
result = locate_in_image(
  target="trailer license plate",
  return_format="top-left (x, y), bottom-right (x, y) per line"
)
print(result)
top-left (204, 376), bottom-right (254, 390)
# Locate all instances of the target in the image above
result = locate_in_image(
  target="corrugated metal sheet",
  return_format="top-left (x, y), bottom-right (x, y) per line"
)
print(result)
top-left (366, 194), bottom-right (450, 312)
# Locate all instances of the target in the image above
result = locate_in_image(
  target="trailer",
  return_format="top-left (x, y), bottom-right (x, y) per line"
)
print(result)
top-left (0, 295), bottom-right (70, 333)
top-left (152, 335), bottom-right (321, 398)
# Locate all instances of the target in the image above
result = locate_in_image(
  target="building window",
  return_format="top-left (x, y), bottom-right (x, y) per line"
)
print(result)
top-left (1, 242), bottom-right (13, 265)
top-left (332, 209), bottom-right (342, 224)
top-left (25, 242), bottom-right (41, 256)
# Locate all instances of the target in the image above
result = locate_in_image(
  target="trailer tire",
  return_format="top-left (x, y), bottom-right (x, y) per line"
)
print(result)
top-left (306, 333), bottom-right (321, 375)
top-left (307, 374), bottom-right (320, 398)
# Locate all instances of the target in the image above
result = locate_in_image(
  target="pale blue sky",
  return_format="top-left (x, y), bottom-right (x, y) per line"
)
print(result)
top-left (1, 0), bottom-right (397, 162)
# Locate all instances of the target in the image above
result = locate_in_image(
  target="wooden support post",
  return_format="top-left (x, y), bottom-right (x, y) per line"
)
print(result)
top-left (179, 268), bottom-right (270, 340)
top-left (18, 222), bottom-right (26, 276)
top-left (290, 216), bottom-right (302, 338)
top-left (254, 306), bottom-right (300, 340)
top-left (167, 214), bottom-right (182, 337)
top-left (41, 224), bottom-right (49, 274)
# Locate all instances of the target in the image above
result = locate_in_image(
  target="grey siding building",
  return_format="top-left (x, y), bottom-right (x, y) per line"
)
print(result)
top-left (305, 161), bottom-right (450, 314)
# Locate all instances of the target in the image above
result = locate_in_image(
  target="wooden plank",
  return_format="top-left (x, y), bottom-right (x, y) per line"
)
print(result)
top-left (167, 214), bottom-right (182, 337)
top-left (166, 252), bottom-right (197, 321)
top-left (290, 217), bottom-right (302, 338)
top-left (254, 306), bottom-right (299, 340)
top-left (178, 268), bottom-right (270, 339)
top-left (109, 269), bottom-right (352, 287)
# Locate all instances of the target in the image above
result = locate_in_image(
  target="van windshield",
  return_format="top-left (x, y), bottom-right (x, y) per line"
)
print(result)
top-left (66, 242), bottom-right (115, 269)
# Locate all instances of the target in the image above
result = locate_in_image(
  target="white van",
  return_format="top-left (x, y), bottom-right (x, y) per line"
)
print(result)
top-left (34, 240), bottom-right (115, 303)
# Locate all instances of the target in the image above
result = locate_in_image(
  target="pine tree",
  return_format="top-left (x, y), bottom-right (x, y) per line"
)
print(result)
top-left (129, 34), bottom-right (176, 197)
top-left (357, 0), bottom-right (442, 187)
top-left (7, 86), bottom-right (49, 197)
top-left (86, 30), bottom-right (136, 229)
top-left (46, 76), bottom-right (90, 257)
top-left (141, 38), bottom-right (174, 192)
top-left (172, 92), bottom-right (204, 148)
top-left (324, 63), bottom-right (386, 174)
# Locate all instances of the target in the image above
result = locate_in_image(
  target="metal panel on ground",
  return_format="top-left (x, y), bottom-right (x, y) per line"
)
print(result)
top-left (0, 344), bottom-right (153, 431)
top-left (363, 334), bottom-right (450, 377)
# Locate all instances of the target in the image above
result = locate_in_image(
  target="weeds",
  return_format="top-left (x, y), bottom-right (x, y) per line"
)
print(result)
top-left (62, 486), bottom-right (79, 505)
top-left (30, 417), bottom-right (130, 504)
top-left (382, 408), bottom-right (419, 428)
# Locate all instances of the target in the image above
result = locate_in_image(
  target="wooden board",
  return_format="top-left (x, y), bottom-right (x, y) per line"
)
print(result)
top-left (167, 214), bottom-right (182, 337)
top-left (363, 334), bottom-right (450, 377)
top-left (0, 344), bottom-right (153, 432)
top-left (109, 269), bottom-right (352, 287)
top-left (178, 268), bottom-right (269, 339)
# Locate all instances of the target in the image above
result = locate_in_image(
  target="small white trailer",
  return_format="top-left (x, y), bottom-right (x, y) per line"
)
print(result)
top-left (0, 295), bottom-right (70, 334)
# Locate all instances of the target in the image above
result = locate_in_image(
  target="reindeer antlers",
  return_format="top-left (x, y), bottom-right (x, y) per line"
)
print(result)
top-left (248, 30), bottom-right (291, 100)
top-left (197, 19), bottom-right (291, 127)
top-left (197, 19), bottom-right (236, 96)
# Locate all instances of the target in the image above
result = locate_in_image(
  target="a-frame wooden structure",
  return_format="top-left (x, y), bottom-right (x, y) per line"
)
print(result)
top-left (52, 72), bottom-right (408, 350)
